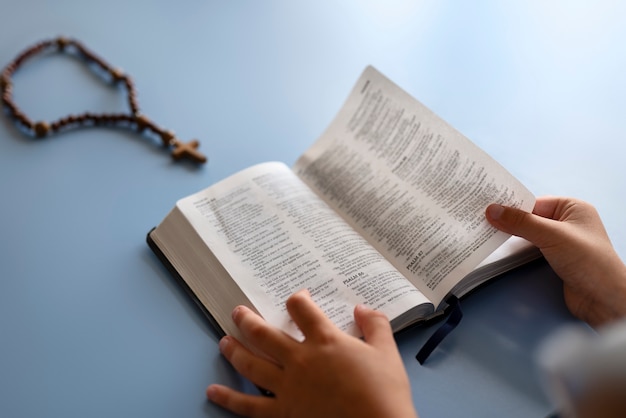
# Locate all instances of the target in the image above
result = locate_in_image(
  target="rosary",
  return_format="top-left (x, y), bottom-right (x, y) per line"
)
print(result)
top-left (1, 37), bottom-right (207, 164)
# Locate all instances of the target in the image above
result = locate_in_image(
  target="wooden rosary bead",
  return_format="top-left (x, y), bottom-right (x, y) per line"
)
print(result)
top-left (123, 76), bottom-right (133, 89)
top-left (135, 114), bottom-right (150, 132)
top-left (3, 64), bottom-right (15, 76)
top-left (160, 130), bottom-right (175, 146)
top-left (34, 121), bottom-right (50, 138)
top-left (110, 68), bottom-right (124, 83)
top-left (56, 36), bottom-right (70, 51)
top-left (128, 96), bottom-right (139, 115)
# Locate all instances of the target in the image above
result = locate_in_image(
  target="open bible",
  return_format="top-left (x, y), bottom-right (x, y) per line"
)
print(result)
top-left (147, 66), bottom-right (541, 340)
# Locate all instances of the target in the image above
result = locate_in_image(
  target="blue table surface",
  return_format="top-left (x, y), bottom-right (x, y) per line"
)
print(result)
top-left (1, 1), bottom-right (625, 417)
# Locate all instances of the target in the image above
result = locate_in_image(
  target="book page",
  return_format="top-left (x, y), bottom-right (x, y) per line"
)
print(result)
top-left (294, 66), bottom-right (535, 307)
top-left (447, 236), bottom-right (541, 299)
top-left (176, 162), bottom-right (432, 338)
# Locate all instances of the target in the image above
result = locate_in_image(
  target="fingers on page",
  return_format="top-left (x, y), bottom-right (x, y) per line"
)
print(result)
top-left (285, 289), bottom-right (337, 340)
top-left (354, 305), bottom-right (394, 347)
top-left (233, 305), bottom-right (298, 361)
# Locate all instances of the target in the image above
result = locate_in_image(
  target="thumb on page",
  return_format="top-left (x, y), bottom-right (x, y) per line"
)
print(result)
top-left (354, 305), bottom-right (395, 349)
top-left (486, 203), bottom-right (558, 249)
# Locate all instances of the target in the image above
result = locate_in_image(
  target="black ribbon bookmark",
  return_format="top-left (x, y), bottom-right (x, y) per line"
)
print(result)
top-left (416, 295), bottom-right (463, 364)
